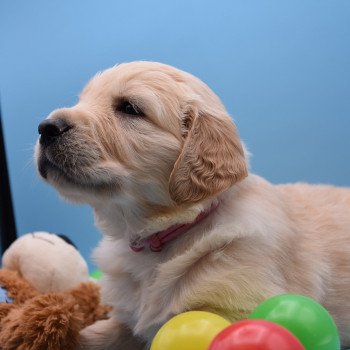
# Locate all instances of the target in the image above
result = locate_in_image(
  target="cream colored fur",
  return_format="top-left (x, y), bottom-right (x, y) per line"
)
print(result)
top-left (35, 61), bottom-right (350, 349)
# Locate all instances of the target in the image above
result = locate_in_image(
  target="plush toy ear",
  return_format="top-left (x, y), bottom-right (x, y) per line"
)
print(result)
top-left (169, 106), bottom-right (247, 204)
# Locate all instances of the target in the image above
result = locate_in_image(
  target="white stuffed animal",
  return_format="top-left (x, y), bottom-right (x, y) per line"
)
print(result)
top-left (2, 231), bottom-right (90, 293)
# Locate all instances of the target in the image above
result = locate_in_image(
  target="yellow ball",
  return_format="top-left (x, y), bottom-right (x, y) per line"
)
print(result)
top-left (150, 311), bottom-right (231, 350)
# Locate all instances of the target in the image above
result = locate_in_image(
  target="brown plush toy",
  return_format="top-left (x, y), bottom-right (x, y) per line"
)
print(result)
top-left (0, 232), bottom-right (110, 350)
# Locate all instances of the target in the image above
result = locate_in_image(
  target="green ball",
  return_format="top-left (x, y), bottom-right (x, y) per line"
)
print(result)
top-left (90, 269), bottom-right (103, 280)
top-left (248, 294), bottom-right (340, 350)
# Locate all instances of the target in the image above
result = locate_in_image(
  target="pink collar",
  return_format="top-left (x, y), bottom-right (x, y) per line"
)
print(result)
top-left (130, 201), bottom-right (219, 253)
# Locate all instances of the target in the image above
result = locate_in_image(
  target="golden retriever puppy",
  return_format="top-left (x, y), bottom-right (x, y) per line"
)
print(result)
top-left (35, 61), bottom-right (350, 349)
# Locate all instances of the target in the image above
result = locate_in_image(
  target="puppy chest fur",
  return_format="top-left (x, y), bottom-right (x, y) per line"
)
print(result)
top-left (92, 175), bottom-right (350, 345)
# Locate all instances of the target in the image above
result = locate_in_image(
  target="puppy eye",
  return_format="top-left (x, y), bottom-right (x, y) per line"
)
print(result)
top-left (117, 101), bottom-right (143, 116)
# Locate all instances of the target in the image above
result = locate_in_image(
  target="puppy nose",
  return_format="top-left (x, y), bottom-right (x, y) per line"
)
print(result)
top-left (38, 118), bottom-right (72, 145)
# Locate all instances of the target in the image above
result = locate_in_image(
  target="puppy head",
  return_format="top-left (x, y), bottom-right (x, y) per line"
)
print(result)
top-left (36, 61), bottom-right (247, 207)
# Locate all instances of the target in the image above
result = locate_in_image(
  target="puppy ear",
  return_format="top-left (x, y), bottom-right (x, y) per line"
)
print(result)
top-left (169, 106), bottom-right (248, 204)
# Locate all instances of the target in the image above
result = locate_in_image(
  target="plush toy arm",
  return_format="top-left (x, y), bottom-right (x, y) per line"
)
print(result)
top-left (0, 269), bottom-right (39, 303)
top-left (79, 318), bottom-right (146, 350)
top-left (67, 282), bottom-right (111, 328)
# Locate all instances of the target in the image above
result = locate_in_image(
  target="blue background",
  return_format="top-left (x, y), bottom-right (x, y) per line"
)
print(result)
top-left (1, 0), bottom-right (349, 270)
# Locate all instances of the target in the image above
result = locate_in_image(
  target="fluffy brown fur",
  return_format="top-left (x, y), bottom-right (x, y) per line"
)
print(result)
top-left (0, 269), bottom-right (110, 350)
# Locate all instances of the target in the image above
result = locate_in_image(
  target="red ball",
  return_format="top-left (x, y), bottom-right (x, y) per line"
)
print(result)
top-left (208, 320), bottom-right (305, 350)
